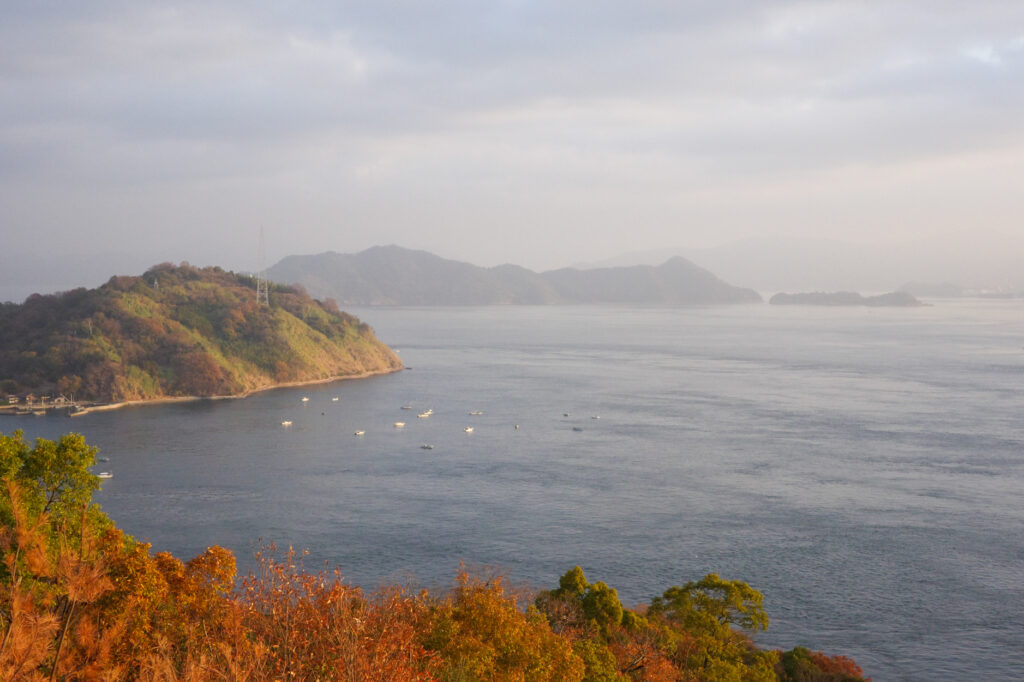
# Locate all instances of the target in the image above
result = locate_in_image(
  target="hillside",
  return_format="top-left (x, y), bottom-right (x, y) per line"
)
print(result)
top-left (0, 263), bottom-right (402, 404)
top-left (267, 246), bottom-right (761, 305)
top-left (1, 429), bottom-right (871, 681)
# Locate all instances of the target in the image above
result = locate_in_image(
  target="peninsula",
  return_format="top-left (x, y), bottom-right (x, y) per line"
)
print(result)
top-left (0, 262), bottom-right (401, 410)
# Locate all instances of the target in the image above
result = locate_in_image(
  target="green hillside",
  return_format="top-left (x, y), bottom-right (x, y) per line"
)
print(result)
top-left (0, 263), bottom-right (402, 404)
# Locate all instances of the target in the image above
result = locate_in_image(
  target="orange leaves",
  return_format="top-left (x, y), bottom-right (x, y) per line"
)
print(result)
top-left (421, 570), bottom-right (584, 681)
top-left (57, 553), bottom-right (113, 605)
top-left (777, 645), bottom-right (874, 681)
top-left (808, 650), bottom-right (870, 679)
top-left (0, 591), bottom-right (60, 680)
top-left (237, 544), bottom-right (438, 681)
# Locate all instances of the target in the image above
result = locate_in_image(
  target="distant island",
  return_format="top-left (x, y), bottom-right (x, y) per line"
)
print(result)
top-left (0, 263), bottom-right (401, 409)
top-left (769, 291), bottom-right (926, 307)
top-left (267, 245), bottom-right (762, 305)
top-left (898, 281), bottom-right (1021, 299)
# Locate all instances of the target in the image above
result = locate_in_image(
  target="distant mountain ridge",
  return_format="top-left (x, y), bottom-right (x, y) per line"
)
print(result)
top-left (574, 233), bottom-right (1024, 294)
top-left (267, 246), bottom-right (761, 305)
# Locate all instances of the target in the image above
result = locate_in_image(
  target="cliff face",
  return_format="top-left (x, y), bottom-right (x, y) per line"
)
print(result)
top-left (0, 263), bottom-right (402, 403)
top-left (268, 246), bottom-right (762, 305)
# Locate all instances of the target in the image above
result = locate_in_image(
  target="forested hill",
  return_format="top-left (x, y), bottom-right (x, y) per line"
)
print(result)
top-left (267, 245), bottom-right (762, 305)
top-left (0, 263), bottom-right (402, 404)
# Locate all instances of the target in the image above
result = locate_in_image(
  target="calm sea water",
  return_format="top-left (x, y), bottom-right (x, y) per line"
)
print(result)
top-left (5, 301), bottom-right (1023, 680)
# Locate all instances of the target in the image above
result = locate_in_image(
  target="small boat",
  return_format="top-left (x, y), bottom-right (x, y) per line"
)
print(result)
top-left (420, 444), bottom-right (434, 450)
top-left (97, 472), bottom-right (113, 479)
top-left (98, 457), bottom-right (110, 463)
top-left (354, 430), bottom-right (365, 436)
top-left (514, 424), bottom-right (520, 430)
top-left (469, 411), bottom-right (483, 416)
top-left (401, 405), bottom-right (414, 410)
top-left (394, 422), bottom-right (406, 428)
top-left (563, 412), bottom-right (570, 417)
top-left (591, 415), bottom-right (601, 420)
top-left (301, 397), bottom-right (309, 402)
top-left (572, 426), bottom-right (583, 432)
top-left (281, 420), bottom-right (293, 426)
top-left (332, 397), bottom-right (339, 402)
top-left (418, 412), bottom-right (431, 418)
top-left (463, 427), bottom-right (474, 433)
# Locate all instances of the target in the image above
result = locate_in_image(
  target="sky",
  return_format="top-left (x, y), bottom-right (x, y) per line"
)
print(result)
top-left (2, 1), bottom-right (1023, 297)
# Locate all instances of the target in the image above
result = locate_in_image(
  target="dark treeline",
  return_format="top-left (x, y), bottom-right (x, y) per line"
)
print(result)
top-left (0, 430), bottom-right (869, 681)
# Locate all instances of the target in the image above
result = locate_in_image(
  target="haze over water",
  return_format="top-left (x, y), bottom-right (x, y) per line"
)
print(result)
top-left (7, 301), bottom-right (1023, 680)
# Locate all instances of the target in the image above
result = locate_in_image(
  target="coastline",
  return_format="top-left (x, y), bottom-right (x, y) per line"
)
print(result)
top-left (6, 366), bottom-right (404, 418)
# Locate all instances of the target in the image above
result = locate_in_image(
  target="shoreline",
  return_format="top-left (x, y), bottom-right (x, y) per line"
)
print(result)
top-left (5, 366), bottom-right (404, 418)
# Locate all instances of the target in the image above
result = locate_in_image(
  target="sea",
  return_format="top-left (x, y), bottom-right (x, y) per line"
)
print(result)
top-left (4, 301), bottom-right (1023, 680)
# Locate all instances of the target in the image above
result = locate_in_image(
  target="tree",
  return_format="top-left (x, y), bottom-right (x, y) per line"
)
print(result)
top-left (648, 574), bottom-right (776, 681)
top-left (649, 573), bottom-right (769, 636)
top-left (19, 433), bottom-right (99, 518)
top-left (422, 568), bottom-right (584, 681)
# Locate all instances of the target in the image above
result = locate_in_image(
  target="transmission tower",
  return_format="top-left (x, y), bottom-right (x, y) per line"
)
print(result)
top-left (256, 227), bottom-right (269, 306)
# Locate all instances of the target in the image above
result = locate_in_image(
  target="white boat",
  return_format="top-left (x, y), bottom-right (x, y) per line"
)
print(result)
top-left (281, 420), bottom-right (293, 427)
top-left (418, 412), bottom-right (431, 418)
top-left (301, 397), bottom-right (309, 402)
top-left (332, 397), bottom-right (339, 402)
top-left (97, 472), bottom-right (113, 479)
top-left (354, 430), bottom-right (365, 436)
top-left (401, 405), bottom-right (413, 410)
top-left (469, 411), bottom-right (483, 416)
top-left (463, 426), bottom-right (474, 433)
top-left (394, 422), bottom-right (406, 428)
top-left (591, 415), bottom-right (601, 420)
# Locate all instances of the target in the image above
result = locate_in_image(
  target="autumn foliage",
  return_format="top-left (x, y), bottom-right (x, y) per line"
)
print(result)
top-left (0, 263), bottom-right (401, 404)
top-left (0, 430), bottom-right (870, 681)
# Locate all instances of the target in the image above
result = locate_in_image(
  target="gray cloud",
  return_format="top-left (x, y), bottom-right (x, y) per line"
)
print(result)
top-left (2, 0), bottom-right (1023, 282)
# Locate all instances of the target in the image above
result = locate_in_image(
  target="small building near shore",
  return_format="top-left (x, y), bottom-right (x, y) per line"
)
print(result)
top-left (6, 395), bottom-right (18, 404)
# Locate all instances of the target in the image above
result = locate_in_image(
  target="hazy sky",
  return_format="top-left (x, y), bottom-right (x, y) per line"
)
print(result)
top-left (2, 1), bottom-right (1023, 289)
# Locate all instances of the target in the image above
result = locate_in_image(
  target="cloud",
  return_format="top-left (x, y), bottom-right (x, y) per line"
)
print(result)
top-left (2, 0), bottom-right (1024, 274)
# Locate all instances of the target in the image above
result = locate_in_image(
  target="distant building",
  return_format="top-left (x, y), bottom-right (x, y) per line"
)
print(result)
top-left (6, 395), bottom-right (17, 404)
